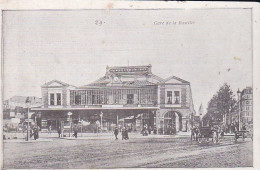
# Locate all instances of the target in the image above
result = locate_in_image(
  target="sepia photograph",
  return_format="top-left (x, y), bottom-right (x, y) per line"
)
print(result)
top-left (1, 1), bottom-right (259, 169)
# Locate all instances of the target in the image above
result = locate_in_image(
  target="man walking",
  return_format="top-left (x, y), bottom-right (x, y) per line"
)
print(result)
top-left (122, 127), bottom-right (126, 140)
top-left (73, 126), bottom-right (78, 138)
top-left (125, 128), bottom-right (129, 140)
top-left (57, 127), bottom-right (61, 138)
top-left (114, 127), bottom-right (119, 140)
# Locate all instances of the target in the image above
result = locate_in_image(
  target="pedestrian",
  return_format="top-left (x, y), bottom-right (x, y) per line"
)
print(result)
top-left (73, 126), bottom-right (78, 138)
top-left (114, 127), bottom-right (119, 140)
top-left (57, 127), bottom-right (61, 138)
top-left (33, 126), bottom-right (38, 140)
top-left (125, 128), bottom-right (129, 140)
top-left (148, 126), bottom-right (151, 134)
top-left (48, 125), bottom-right (52, 135)
top-left (122, 127), bottom-right (126, 140)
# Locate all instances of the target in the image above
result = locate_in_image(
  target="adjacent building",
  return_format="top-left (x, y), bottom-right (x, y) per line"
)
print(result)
top-left (32, 65), bottom-right (195, 134)
top-left (240, 87), bottom-right (253, 124)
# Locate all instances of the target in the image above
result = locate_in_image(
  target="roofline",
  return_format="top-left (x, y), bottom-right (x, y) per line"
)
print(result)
top-left (107, 64), bottom-right (152, 69)
top-left (160, 75), bottom-right (190, 84)
top-left (41, 80), bottom-right (76, 88)
top-left (31, 106), bottom-right (159, 111)
top-left (76, 85), bottom-right (158, 90)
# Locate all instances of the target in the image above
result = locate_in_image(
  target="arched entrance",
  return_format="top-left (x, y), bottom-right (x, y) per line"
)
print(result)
top-left (163, 111), bottom-right (182, 134)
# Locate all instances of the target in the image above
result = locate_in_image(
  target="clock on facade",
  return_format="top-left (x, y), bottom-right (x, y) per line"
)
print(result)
top-left (113, 77), bottom-right (119, 82)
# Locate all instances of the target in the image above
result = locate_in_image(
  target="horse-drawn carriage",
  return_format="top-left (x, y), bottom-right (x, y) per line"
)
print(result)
top-left (191, 126), bottom-right (221, 144)
top-left (234, 127), bottom-right (253, 142)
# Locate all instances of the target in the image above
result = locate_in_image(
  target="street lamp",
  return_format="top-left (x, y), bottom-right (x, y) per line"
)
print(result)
top-left (100, 112), bottom-right (103, 133)
top-left (237, 89), bottom-right (241, 131)
top-left (25, 97), bottom-right (31, 141)
top-left (68, 112), bottom-right (73, 137)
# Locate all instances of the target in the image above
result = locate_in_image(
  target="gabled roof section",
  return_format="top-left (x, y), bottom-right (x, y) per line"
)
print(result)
top-left (41, 80), bottom-right (75, 88)
top-left (160, 75), bottom-right (190, 84)
top-left (80, 76), bottom-right (109, 88)
top-left (150, 74), bottom-right (164, 83)
top-left (123, 80), bottom-right (155, 86)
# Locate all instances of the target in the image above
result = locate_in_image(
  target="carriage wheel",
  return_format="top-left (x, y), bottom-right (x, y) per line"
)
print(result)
top-left (191, 134), bottom-right (194, 144)
top-left (234, 133), bottom-right (238, 142)
top-left (212, 131), bottom-right (218, 144)
top-left (197, 133), bottom-right (202, 144)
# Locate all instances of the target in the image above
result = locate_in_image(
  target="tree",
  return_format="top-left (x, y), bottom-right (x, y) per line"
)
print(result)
top-left (203, 83), bottom-right (237, 131)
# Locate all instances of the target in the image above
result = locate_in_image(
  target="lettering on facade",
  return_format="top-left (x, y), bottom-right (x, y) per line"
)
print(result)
top-left (109, 67), bottom-right (148, 73)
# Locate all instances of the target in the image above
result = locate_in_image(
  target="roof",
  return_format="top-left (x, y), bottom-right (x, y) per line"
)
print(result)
top-left (150, 74), bottom-right (164, 82)
top-left (123, 80), bottom-right (155, 86)
top-left (160, 75), bottom-right (190, 84)
top-left (85, 76), bottom-right (109, 86)
top-left (79, 80), bottom-right (156, 89)
top-left (41, 80), bottom-right (75, 88)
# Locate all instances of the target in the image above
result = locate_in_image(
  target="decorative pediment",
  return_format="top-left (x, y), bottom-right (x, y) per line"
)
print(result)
top-left (48, 82), bottom-right (64, 87)
top-left (161, 76), bottom-right (189, 84)
top-left (41, 80), bottom-right (74, 88)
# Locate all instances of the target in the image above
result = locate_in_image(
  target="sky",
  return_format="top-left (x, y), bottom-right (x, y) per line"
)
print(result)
top-left (2, 9), bottom-right (252, 113)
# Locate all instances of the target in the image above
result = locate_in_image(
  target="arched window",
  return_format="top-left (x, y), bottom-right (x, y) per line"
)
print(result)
top-left (164, 112), bottom-right (175, 118)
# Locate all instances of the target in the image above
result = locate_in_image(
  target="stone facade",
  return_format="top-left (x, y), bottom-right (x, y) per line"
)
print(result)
top-left (35, 65), bottom-right (195, 133)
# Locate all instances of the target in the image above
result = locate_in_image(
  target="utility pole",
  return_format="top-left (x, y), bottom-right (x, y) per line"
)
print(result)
top-left (27, 107), bottom-right (30, 141)
top-left (100, 112), bottom-right (103, 133)
top-left (25, 97), bottom-right (30, 141)
top-left (117, 113), bottom-right (119, 126)
top-left (237, 89), bottom-right (241, 131)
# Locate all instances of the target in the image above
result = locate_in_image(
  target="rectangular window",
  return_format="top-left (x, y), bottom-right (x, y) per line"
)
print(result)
top-left (174, 91), bottom-right (180, 104)
top-left (92, 95), bottom-right (96, 104)
top-left (50, 93), bottom-right (55, 105)
top-left (127, 94), bottom-right (134, 104)
top-left (70, 91), bottom-right (75, 105)
top-left (57, 93), bottom-right (61, 105)
top-left (75, 94), bottom-right (81, 105)
top-left (167, 91), bottom-right (172, 104)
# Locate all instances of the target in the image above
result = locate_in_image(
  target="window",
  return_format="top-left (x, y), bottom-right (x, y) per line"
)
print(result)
top-left (57, 93), bottom-right (61, 105)
top-left (174, 91), bottom-right (180, 104)
top-left (75, 94), bottom-right (81, 105)
top-left (50, 93), bottom-right (55, 105)
top-left (167, 91), bottom-right (172, 104)
top-left (127, 94), bottom-right (134, 104)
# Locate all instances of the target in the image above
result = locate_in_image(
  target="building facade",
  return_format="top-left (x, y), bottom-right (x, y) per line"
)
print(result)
top-left (32, 65), bottom-right (195, 134)
top-left (240, 87), bottom-right (253, 125)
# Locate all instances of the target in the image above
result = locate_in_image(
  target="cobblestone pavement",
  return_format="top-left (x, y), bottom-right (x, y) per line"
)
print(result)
top-left (3, 135), bottom-right (253, 168)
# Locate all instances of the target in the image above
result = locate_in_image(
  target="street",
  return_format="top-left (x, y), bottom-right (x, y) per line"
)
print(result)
top-left (3, 134), bottom-right (253, 168)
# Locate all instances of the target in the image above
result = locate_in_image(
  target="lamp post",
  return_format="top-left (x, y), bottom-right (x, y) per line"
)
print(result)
top-left (100, 112), bottom-right (103, 133)
top-left (237, 89), bottom-right (241, 131)
top-left (68, 112), bottom-right (73, 137)
top-left (25, 97), bottom-right (30, 141)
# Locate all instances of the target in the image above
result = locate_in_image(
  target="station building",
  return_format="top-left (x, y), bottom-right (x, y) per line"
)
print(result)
top-left (32, 65), bottom-right (195, 134)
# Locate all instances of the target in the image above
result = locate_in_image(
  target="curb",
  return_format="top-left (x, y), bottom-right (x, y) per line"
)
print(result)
top-left (4, 139), bottom-right (53, 143)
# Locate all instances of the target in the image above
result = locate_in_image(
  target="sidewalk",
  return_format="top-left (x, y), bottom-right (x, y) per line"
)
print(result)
top-left (3, 131), bottom-right (191, 141)
top-left (4, 138), bottom-right (53, 143)
top-left (61, 131), bottom-right (191, 140)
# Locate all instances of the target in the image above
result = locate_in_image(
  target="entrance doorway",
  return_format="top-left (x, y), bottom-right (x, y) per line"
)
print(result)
top-left (163, 111), bottom-right (182, 134)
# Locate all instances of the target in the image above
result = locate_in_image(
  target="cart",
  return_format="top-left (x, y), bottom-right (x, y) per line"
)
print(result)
top-left (191, 126), bottom-right (219, 144)
top-left (234, 130), bottom-right (253, 142)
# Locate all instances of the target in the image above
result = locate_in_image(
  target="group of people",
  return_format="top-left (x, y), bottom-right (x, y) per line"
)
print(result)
top-left (114, 127), bottom-right (129, 140)
top-left (57, 125), bottom-right (78, 138)
top-left (28, 126), bottom-right (39, 140)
